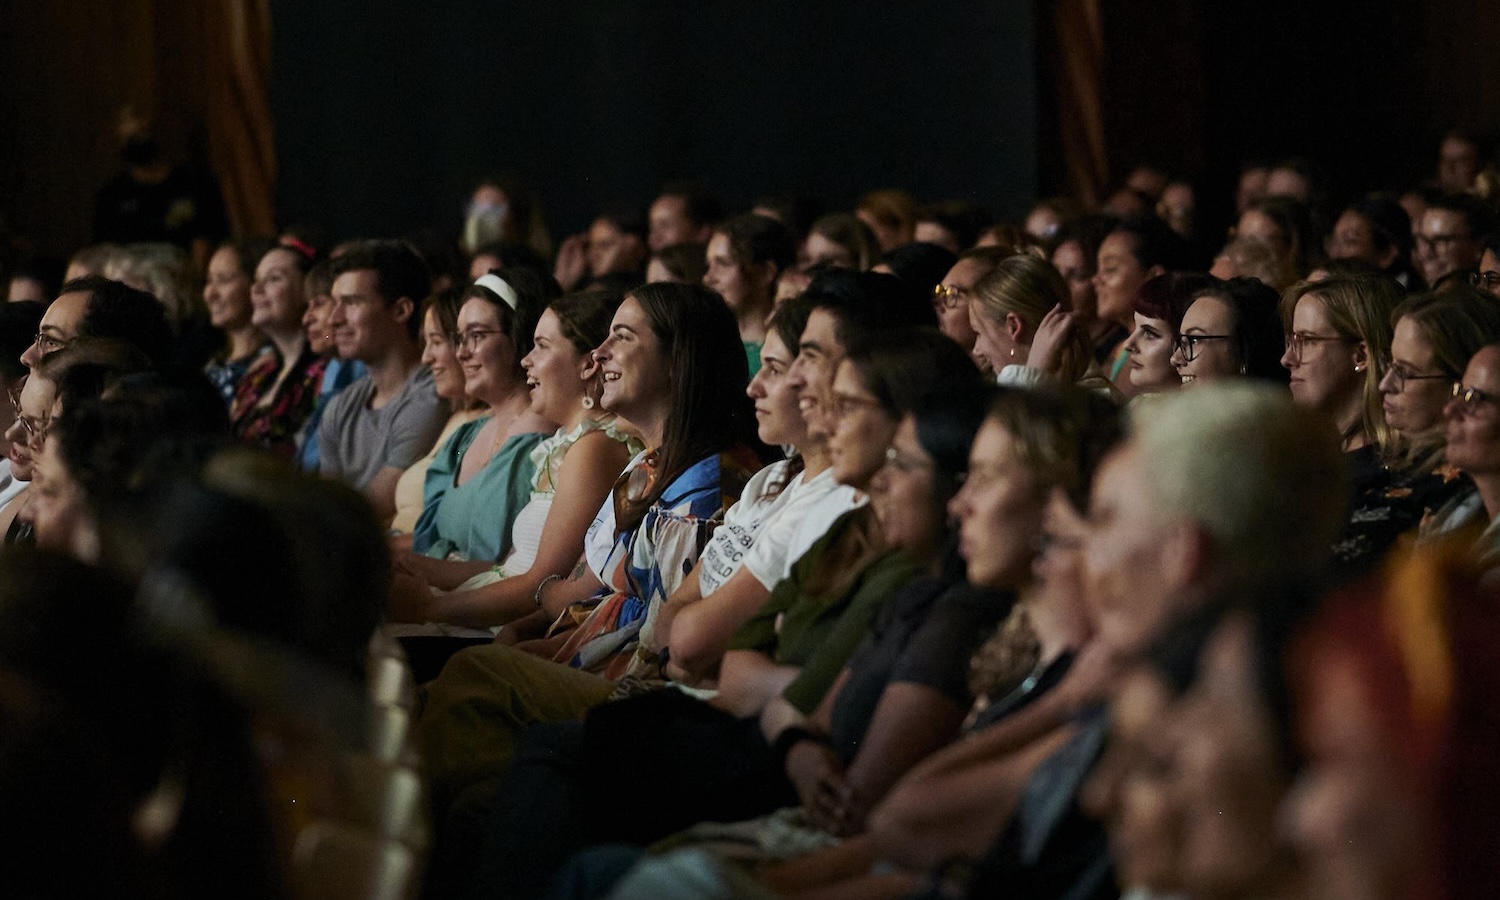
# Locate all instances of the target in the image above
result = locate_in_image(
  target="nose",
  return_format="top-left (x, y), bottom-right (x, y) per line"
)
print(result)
top-left (20, 342), bottom-right (39, 369)
top-left (746, 368), bottom-right (766, 399)
top-left (946, 481), bottom-right (971, 521)
top-left (1377, 367), bottom-right (1398, 394)
top-left (1280, 344), bottom-right (1297, 370)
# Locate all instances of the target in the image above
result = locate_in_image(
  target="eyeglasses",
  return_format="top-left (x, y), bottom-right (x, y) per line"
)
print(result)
top-left (1470, 270), bottom-right (1500, 291)
top-left (1378, 357), bottom-right (1452, 392)
top-left (32, 331), bottom-right (70, 356)
top-left (1452, 381), bottom-right (1499, 410)
top-left (831, 393), bottom-right (886, 419)
top-left (1173, 333), bottom-right (1233, 362)
top-left (8, 386), bottom-right (47, 442)
top-left (932, 284), bottom-right (971, 311)
top-left (1284, 332), bottom-right (1352, 362)
top-left (883, 446), bottom-right (932, 474)
top-left (457, 328), bottom-right (502, 352)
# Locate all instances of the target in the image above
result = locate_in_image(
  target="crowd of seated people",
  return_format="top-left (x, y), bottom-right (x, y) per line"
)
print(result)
top-left (4, 126), bottom-right (1500, 900)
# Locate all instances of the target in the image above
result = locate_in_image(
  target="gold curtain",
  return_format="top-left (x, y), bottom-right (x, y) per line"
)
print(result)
top-left (203, 0), bottom-right (276, 237)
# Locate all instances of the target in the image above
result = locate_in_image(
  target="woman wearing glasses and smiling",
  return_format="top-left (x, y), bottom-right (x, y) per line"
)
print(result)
top-left (391, 270), bottom-right (557, 592)
top-left (1170, 276), bottom-right (1285, 386)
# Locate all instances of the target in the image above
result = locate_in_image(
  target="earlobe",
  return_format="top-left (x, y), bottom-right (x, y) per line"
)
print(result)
top-left (1353, 341), bottom-right (1369, 372)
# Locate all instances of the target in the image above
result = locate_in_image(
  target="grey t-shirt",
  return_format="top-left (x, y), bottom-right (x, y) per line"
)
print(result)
top-left (318, 366), bottom-right (448, 490)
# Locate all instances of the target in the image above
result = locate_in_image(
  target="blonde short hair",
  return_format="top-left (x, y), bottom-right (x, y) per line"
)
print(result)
top-left (1132, 382), bottom-right (1347, 585)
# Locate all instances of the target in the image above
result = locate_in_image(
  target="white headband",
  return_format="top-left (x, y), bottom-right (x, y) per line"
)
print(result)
top-left (474, 273), bottom-right (519, 310)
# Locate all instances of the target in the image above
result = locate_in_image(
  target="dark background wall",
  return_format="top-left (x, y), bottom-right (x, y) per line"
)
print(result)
top-left (269, 0), bottom-right (1038, 242)
top-left (3, 1), bottom-right (1500, 261)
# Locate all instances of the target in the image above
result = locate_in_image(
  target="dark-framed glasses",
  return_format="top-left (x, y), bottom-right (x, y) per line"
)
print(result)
top-left (457, 328), bottom-right (502, 352)
top-left (1173, 333), bottom-right (1232, 362)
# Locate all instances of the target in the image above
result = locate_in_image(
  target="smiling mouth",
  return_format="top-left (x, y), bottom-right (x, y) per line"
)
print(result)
top-left (603, 372), bottom-right (622, 382)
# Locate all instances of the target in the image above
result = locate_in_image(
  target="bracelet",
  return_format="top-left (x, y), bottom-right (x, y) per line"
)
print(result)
top-left (533, 573), bottom-right (564, 609)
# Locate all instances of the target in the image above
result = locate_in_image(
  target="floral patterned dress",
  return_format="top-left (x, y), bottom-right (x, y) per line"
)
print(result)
top-left (230, 345), bottom-right (330, 457)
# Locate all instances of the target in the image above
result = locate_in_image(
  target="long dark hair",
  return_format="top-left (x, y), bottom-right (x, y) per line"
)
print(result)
top-left (615, 282), bottom-right (756, 532)
top-left (549, 290), bottom-right (625, 357)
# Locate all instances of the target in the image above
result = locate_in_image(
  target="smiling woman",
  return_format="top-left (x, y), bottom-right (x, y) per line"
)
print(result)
top-left (1121, 272), bottom-right (1215, 398)
top-left (396, 269), bottom-right (557, 580)
top-left (228, 241), bottom-right (328, 455)
top-left (386, 290), bottom-right (638, 633)
top-left (202, 237), bottom-right (274, 405)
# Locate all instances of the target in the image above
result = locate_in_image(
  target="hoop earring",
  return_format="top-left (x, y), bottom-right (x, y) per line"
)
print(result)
top-left (581, 396), bottom-right (595, 410)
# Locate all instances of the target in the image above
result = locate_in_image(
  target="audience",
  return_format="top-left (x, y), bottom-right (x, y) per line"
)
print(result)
top-left (10, 99), bottom-right (1500, 900)
top-left (318, 240), bottom-right (448, 522)
top-left (201, 236), bottom-right (274, 403)
top-left (229, 239), bottom-right (328, 454)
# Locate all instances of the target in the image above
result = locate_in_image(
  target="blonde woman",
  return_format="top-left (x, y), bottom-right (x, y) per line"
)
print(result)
top-left (967, 253), bottom-right (1115, 397)
top-left (1280, 272), bottom-right (1402, 494)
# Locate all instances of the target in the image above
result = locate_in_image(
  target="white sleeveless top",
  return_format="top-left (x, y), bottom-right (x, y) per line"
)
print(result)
top-left (496, 417), bottom-right (638, 577)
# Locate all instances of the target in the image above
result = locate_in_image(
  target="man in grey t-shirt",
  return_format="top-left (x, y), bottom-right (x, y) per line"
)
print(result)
top-left (320, 240), bottom-right (447, 523)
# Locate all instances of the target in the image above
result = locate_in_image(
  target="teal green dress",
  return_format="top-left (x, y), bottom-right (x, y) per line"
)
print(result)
top-left (743, 340), bottom-right (762, 377)
top-left (411, 419), bottom-right (546, 561)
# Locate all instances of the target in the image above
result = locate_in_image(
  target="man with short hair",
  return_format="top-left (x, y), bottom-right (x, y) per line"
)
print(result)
top-left (648, 182), bottom-right (722, 251)
top-left (1415, 194), bottom-right (1492, 289)
top-left (318, 240), bottom-right (447, 523)
top-left (20, 275), bottom-right (173, 369)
